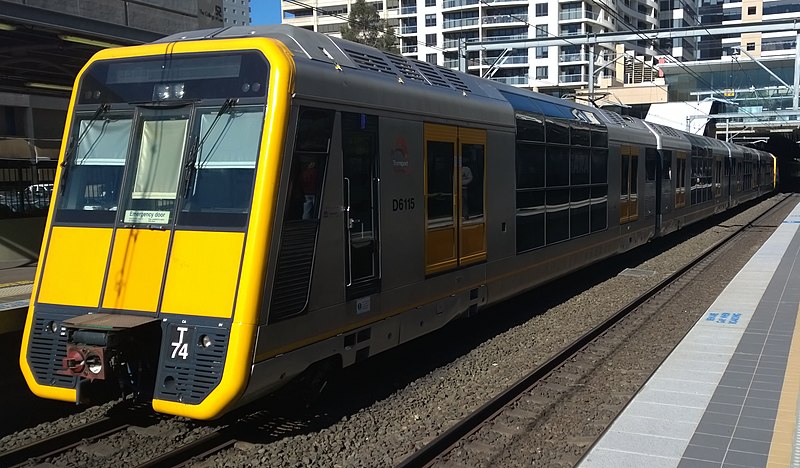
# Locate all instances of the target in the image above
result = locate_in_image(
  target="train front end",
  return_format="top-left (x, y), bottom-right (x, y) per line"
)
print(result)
top-left (19, 37), bottom-right (293, 419)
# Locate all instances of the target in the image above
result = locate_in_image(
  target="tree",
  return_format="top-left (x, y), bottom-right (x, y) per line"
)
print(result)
top-left (340, 0), bottom-right (398, 53)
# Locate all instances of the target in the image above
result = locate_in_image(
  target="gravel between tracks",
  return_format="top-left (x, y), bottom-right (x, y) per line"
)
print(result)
top-left (1, 196), bottom-right (788, 467)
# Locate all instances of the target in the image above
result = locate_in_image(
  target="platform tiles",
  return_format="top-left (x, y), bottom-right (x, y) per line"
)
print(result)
top-left (579, 200), bottom-right (800, 468)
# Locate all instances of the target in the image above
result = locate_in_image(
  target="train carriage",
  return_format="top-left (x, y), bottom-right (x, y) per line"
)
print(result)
top-left (20, 25), bottom-right (776, 419)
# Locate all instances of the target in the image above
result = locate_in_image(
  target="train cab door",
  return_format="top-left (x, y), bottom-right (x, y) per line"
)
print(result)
top-left (424, 123), bottom-right (486, 275)
top-left (342, 113), bottom-right (380, 300)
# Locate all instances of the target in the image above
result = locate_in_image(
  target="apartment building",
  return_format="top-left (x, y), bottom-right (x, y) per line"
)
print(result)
top-left (224, 0), bottom-right (252, 26)
top-left (698, 0), bottom-right (798, 60)
top-left (281, 0), bottom-right (678, 93)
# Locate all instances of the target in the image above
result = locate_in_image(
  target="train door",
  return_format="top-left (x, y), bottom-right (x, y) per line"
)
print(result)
top-left (675, 151), bottom-right (687, 208)
top-left (659, 149), bottom-right (674, 228)
top-left (619, 145), bottom-right (639, 224)
top-left (714, 154), bottom-right (722, 199)
top-left (424, 123), bottom-right (486, 275)
top-left (342, 112), bottom-right (380, 300)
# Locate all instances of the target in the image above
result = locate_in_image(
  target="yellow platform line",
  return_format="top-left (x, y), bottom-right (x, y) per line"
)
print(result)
top-left (766, 303), bottom-right (800, 467)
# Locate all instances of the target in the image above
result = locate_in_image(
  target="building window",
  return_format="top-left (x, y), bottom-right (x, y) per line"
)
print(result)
top-left (536, 66), bottom-right (548, 79)
top-left (426, 53), bottom-right (437, 64)
top-left (746, 42), bottom-right (756, 51)
top-left (426, 33), bottom-right (437, 46)
top-left (536, 3), bottom-right (548, 16)
top-left (747, 5), bottom-right (756, 14)
top-left (425, 14), bottom-right (436, 26)
top-left (535, 24), bottom-right (548, 37)
top-left (536, 46), bottom-right (548, 58)
top-left (426, 0), bottom-right (436, 5)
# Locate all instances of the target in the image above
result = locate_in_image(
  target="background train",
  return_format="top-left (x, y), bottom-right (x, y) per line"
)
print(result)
top-left (20, 25), bottom-right (775, 419)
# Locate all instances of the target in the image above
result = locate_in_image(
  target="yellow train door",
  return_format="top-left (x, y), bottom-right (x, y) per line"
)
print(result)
top-left (424, 123), bottom-right (486, 275)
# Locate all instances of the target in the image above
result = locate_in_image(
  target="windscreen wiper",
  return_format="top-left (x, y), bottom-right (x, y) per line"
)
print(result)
top-left (60, 104), bottom-right (111, 192)
top-left (183, 98), bottom-right (238, 198)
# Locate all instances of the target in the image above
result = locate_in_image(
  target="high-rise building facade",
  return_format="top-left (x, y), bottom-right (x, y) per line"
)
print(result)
top-left (224, 0), bottom-right (252, 26)
top-left (698, 0), bottom-right (798, 60)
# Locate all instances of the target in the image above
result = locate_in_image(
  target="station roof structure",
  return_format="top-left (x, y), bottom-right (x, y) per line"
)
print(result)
top-left (0, 1), bottom-right (161, 97)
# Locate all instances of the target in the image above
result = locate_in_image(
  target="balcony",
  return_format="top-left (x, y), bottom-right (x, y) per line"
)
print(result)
top-left (399, 6), bottom-right (417, 14)
top-left (400, 26), bottom-right (418, 34)
top-left (442, 0), bottom-right (479, 9)
top-left (442, 17), bottom-right (480, 29)
top-left (402, 44), bottom-right (419, 53)
top-left (559, 52), bottom-right (589, 62)
top-left (559, 73), bottom-right (588, 83)
top-left (491, 76), bottom-right (529, 85)
top-left (559, 10), bottom-right (600, 21)
top-left (482, 14), bottom-right (528, 25)
top-left (481, 34), bottom-right (529, 42)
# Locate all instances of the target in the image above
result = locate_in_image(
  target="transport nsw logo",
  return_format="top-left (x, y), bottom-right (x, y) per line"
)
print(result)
top-left (391, 137), bottom-right (411, 174)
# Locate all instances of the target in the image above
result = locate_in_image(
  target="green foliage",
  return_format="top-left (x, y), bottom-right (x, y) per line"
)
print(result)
top-left (340, 0), bottom-right (399, 53)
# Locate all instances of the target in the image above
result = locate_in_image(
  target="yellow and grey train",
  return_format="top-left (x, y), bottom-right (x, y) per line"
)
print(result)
top-left (20, 25), bottom-right (776, 419)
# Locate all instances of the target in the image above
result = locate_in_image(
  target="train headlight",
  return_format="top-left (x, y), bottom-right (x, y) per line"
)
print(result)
top-left (200, 334), bottom-right (213, 348)
top-left (153, 82), bottom-right (185, 101)
top-left (46, 321), bottom-right (59, 333)
top-left (85, 354), bottom-right (103, 375)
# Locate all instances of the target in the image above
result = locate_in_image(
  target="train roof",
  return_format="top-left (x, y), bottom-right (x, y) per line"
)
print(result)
top-left (156, 25), bottom-right (604, 128)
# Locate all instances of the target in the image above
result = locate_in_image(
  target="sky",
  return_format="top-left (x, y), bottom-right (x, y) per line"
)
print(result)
top-left (250, 1), bottom-right (282, 26)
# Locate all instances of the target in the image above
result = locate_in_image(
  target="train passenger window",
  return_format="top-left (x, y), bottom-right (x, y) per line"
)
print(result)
top-left (546, 188), bottom-right (569, 244)
top-left (516, 113), bottom-right (544, 142)
top-left (591, 130), bottom-right (607, 148)
top-left (662, 151), bottom-right (672, 180)
top-left (516, 190), bottom-right (544, 251)
top-left (427, 142), bottom-right (455, 226)
top-left (570, 148), bottom-right (589, 185)
top-left (570, 124), bottom-right (590, 147)
top-left (545, 119), bottom-right (569, 145)
top-left (179, 105), bottom-right (264, 227)
top-left (570, 186), bottom-right (590, 237)
top-left (462, 142), bottom-right (484, 220)
top-left (284, 108), bottom-right (334, 221)
top-left (546, 146), bottom-right (569, 187)
top-left (591, 149), bottom-right (607, 184)
top-left (645, 148), bottom-right (657, 182)
top-left (56, 116), bottom-right (132, 224)
top-left (619, 146), bottom-right (639, 224)
top-left (516, 143), bottom-right (544, 188)
top-left (590, 186), bottom-right (607, 232)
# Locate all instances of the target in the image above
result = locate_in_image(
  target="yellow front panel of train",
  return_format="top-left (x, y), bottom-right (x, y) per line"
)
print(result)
top-left (161, 230), bottom-right (244, 318)
top-left (38, 227), bottom-right (112, 307)
top-left (102, 228), bottom-right (170, 312)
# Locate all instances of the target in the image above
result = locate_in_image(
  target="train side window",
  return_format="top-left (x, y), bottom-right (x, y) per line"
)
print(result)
top-left (570, 124), bottom-right (590, 147)
top-left (427, 141), bottom-right (455, 226)
top-left (545, 118), bottom-right (569, 145)
top-left (591, 149), bottom-right (607, 184)
top-left (546, 188), bottom-right (569, 244)
top-left (590, 186), bottom-right (607, 232)
top-left (516, 190), bottom-right (544, 251)
top-left (592, 129), bottom-right (607, 148)
top-left (546, 146), bottom-right (569, 187)
top-left (570, 148), bottom-right (589, 185)
top-left (662, 150), bottom-right (672, 180)
top-left (645, 147), bottom-right (657, 182)
top-left (285, 108), bottom-right (334, 221)
top-left (516, 113), bottom-right (544, 142)
top-left (620, 146), bottom-right (639, 224)
top-left (570, 186), bottom-right (590, 237)
top-left (516, 143), bottom-right (544, 188)
top-left (675, 152), bottom-right (686, 208)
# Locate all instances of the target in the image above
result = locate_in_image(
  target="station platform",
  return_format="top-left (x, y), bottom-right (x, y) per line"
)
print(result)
top-left (0, 265), bottom-right (34, 335)
top-left (580, 200), bottom-right (800, 468)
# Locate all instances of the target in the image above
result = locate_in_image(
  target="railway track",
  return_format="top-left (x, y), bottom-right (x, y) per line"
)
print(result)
top-left (0, 404), bottom-right (157, 467)
top-left (395, 193), bottom-right (795, 468)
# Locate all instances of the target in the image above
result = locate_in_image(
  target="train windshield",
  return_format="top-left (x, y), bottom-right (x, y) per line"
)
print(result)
top-left (56, 51), bottom-right (269, 228)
